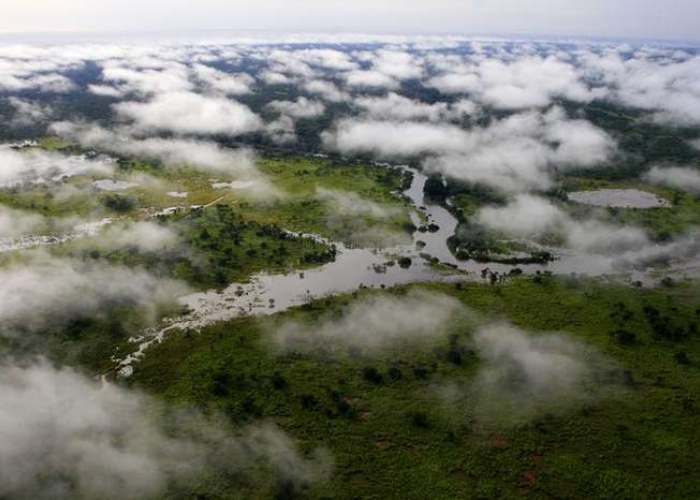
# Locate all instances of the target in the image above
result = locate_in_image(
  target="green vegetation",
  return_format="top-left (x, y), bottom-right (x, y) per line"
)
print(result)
top-left (556, 176), bottom-right (700, 241)
top-left (128, 275), bottom-right (700, 499)
top-left (0, 147), bottom-right (413, 248)
top-left (90, 204), bottom-right (335, 289)
top-left (230, 156), bottom-right (414, 246)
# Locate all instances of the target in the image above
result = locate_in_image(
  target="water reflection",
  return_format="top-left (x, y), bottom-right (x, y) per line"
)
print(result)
top-left (115, 167), bottom-right (697, 375)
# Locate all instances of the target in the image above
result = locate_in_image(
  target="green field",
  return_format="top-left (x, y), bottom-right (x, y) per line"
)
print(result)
top-left (127, 275), bottom-right (700, 499)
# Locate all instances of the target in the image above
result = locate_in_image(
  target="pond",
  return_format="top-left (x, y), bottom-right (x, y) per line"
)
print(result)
top-left (93, 179), bottom-right (138, 191)
top-left (568, 189), bottom-right (670, 208)
top-left (114, 169), bottom-right (697, 376)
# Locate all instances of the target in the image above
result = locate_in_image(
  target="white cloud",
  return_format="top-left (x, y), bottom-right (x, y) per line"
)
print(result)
top-left (51, 121), bottom-right (262, 177)
top-left (0, 57), bottom-right (78, 92)
top-left (260, 70), bottom-right (293, 85)
top-left (99, 63), bottom-right (193, 96)
top-left (192, 64), bottom-right (254, 95)
top-left (316, 187), bottom-right (401, 219)
top-left (97, 221), bottom-right (179, 252)
top-left (354, 92), bottom-right (454, 122)
top-left (343, 70), bottom-right (399, 89)
top-left (0, 255), bottom-right (188, 332)
top-left (0, 146), bottom-right (114, 188)
top-left (476, 194), bottom-right (649, 254)
top-left (580, 51), bottom-right (700, 125)
top-left (426, 73), bottom-right (481, 94)
top-left (0, 205), bottom-right (45, 238)
top-left (427, 55), bottom-right (601, 109)
top-left (265, 115), bottom-right (297, 144)
top-left (644, 166), bottom-right (700, 194)
top-left (7, 97), bottom-right (52, 126)
top-left (370, 50), bottom-right (424, 80)
top-left (464, 323), bottom-right (618, 421)
top-left (295, 48), bottom-right (358, 71)
top-left (303, 80), bottom-right (350, 102)
top-left (0, 361), bottom-right (331, 500)
top-left (114, 91), bottom-right (263, 136)
top-left (267, 97), bottom-right (326, 119)
top-left (325, 107), bottom-right (615, 193)
top-left (271, 290), bottom-right (467, 353)
top-left (322, 119), bottom-right (469, 156)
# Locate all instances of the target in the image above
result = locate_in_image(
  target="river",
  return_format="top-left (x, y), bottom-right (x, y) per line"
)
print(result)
top-left (115, 167), bottom-right (697, 376)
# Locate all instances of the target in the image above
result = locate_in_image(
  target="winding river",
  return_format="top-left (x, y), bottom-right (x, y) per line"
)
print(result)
top-left (115, 168), bottom-right (699, 376)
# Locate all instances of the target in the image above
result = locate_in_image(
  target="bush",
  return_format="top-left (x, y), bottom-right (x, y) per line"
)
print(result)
top-left (271, 371), bottom-right (288, 390)
top-left (387, 366), bottom-right (403, 380)
top-left (412, 365), bottom-right (429, 379)
top-left (408, 411), bottom-right (429, 428)
top-left (102, 194), bottom-right (135, 213)
top-left (362, 366), bottom-right (383, 384)
top-left (398, 257), bottom-right (412, 269)
top-left (611, 329), bottom-right (637, 345)
top-left (300, 394), bottom-right (318, 410)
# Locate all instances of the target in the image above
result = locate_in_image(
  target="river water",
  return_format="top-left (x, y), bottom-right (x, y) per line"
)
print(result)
top-left (115, 168), bottom-right (698, 376)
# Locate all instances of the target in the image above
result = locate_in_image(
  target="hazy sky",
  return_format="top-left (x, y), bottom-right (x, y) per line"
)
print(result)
top-left (0, 0), bottom-right (699, 41)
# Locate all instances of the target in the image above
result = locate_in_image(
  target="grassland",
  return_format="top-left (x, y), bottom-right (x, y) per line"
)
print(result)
top-left (128, 275), bottom-right (700, 499)
top-left (1, 144), bottom-right (414, 247)
top-left (556, 175), bottom-right (700, 241)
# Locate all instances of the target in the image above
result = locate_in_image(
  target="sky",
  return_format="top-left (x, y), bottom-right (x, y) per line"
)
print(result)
top-left (0, 0), bottom-right (699, 42)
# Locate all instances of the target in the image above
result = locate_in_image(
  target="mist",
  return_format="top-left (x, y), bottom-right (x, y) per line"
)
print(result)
top-left (0, 360), bottom-right (331, 500)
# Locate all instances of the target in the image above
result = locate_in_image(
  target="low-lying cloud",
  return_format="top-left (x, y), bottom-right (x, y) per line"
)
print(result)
top-left (114, 91), bottom-right (263, 136)
top-left (325, 107), bottom-right (615, 193)
top-left (476, 194), bottom-right (649, 253)
top-left (644, 166), bottom-right (700, 194)
top-left (271, 290), bottom-right (468, 354)
top-left (460, 323), bottom-right (620, 422)
top-left (0, 146), bottom-right (114, 188)
top-left (0, 254), bottom-right (188, 334)
top-left (0, 361), bottom-right (331, 500)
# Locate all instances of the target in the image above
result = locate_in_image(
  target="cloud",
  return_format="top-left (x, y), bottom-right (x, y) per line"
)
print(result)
top-left (322, 119), bottom-right (469, 157)
top-left (370, 50), bottom-right (424, 80)
top-left (0, 255), bottom-right (188, 333)
top-left (316, 187), bottom-right (401, 219)
top-left (475, 194), bottom-right (563, 238)
top-left (427, 55), bottom-right (601, 109)
top-left (353, 92), bottom-right (455, 122)
top-left (580, 51), bottom-right (700, 125)
top-left (425, 72), bottom-right (481, 94)
top-left (427, 108), bottom-right (614, 193)
top-left (97, 62), bottom-right (193, 96)
top-left (0, 361), bottom-right (331, 500)
top-left (343, 70), bottom-right (399, 89)
top-left (302, 80), bottom-right (350, 102)
top-left (475, 194), bottom-right (649, 253)
top-left (325, 107), bottom-right (615, 193)
top-left (264, 49), bottom-right (317, 77)
top-left (87, 84), bottom-right (125, 97)
top-left (270, 290), bottom-right (468, 354)
top-left (0, 146), bottom-right (114, 188)
top-left (0, 62), bottom-right (77, 93)
top-left (95, 221), bottom-right (179, 252)
top-left (265, 115), bottom-right (297, 144)
top-left (51, 122), bottom-right (261, 177)
top-left (295, 48), bottom-right (358, 71)
top-left (192, 64), bottom-right (254, 95)
top-left (7, 97), bottom-right (52, 126)
top-left (0, 205), bottom-right (46, 238)
top-left (267, 97), bottom-right (326, 119)
top-left (644, 166), bottom-right (700, 194)
top-left (114, 91), bottom-right (263, 136)
top-left (260, 70), bottom-right (293, 85)
top-left (461, 323), bottom-right (619, 421)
